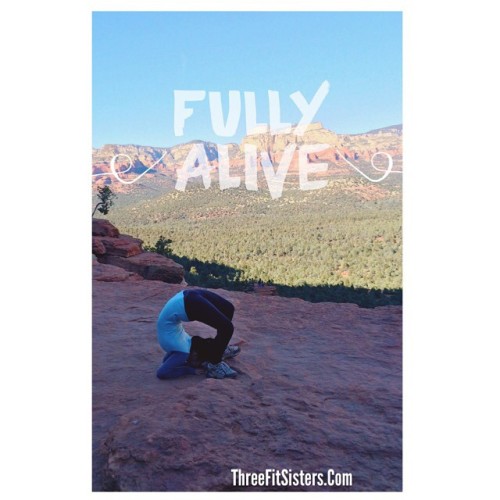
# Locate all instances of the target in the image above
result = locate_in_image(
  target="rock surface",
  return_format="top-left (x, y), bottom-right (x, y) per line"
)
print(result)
top-left (92, 236), bottom-right (106, 256)
top-left (93, 280), bottom-right (402, 492)
top-left (253, 283), bottom-right (278, 296)
top-left (92, 218), bottom-right (120, 237)
top-left (92, 218), bottom-right (184, 283)
top-left (92, 260), bottom-right (143, 282)
top-left (100, 252), bottom-right (184, 283)
top-left (95, 235), bottom-right (143, 258)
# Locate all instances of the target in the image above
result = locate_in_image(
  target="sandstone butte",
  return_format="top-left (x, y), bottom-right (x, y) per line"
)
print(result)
top-left (92, 123), bottom-right (402, 193)
top-left (93, 235), bottom-right (402, 491)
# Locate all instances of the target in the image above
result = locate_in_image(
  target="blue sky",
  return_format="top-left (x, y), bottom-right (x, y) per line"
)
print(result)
top-left (93, 11), bottom-right (402, 148)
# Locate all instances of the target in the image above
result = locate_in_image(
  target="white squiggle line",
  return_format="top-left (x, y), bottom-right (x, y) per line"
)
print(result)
top-left (336, 150), bottom-right (402, 182)
top-left (371, 157), bottom-right (403, 174)
top-left (92, 162), bottom-right (132, 178)
top-left (91, 151), bottom-right (168, 185)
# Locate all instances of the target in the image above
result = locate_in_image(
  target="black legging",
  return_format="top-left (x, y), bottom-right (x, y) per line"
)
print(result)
top-left (184, 289), bottom-right (235, 364)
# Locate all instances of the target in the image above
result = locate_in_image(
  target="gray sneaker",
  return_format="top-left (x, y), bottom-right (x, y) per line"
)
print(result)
top-left (222, 345), bottom-right (241, 360)
top-left (206, 361), bottom-right (238, 379)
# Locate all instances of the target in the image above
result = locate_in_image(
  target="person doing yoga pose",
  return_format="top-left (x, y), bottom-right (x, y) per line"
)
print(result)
top-left (156, 288), bottom-right (241, 380)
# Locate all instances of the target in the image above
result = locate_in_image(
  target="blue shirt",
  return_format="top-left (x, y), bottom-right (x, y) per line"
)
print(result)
top-left (157, 291), bottom-right (192, 353)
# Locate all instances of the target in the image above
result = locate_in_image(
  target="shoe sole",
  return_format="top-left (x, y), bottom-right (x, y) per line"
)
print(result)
top-left (222, 347), bottom-right (241, 360)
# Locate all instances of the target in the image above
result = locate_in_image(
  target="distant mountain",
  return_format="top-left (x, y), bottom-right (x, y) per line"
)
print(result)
top-left (363, 124), bottom-right (402, 135)
top-left (92, 123), bottom-right (402, 193)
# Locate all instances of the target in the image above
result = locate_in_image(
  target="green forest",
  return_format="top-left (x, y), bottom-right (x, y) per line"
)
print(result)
top-left (102, 175), bottom-right (402, 307)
